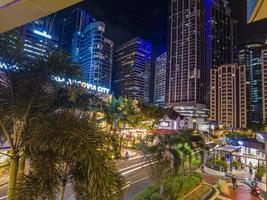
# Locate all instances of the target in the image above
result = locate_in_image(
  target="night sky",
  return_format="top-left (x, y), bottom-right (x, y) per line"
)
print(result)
top-left (79, 0), bottom-right (267, 57)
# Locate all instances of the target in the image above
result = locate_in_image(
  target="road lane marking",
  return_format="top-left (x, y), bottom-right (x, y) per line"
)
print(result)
top-left (121, 161), bottom-right (157, 176)
top-left (118, 161), bottom-right (151, 172)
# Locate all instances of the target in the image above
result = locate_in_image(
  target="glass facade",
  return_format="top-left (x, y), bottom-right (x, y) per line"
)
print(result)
top-left (238, 43), bottom-right (263, 124)
top-left (154, 52), bottom-right (167, 107)
top-left (113, 37), bottom-right (152, 103)
top-left (166, 0), bottom-right (206, 106)
top-left (18, 16), bottom-right (59, 61)
top-left (59, 8), bottom-right (95, 61)
top-left (80, 22), bottom-right (113, 89)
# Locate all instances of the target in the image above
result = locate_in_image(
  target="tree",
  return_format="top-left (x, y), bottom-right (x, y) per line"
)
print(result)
top-left (174, 143), bottom-right (192, 179)
top-left (140, 134), bottom-right (177, 197)
top-left (102, 96), bottom-right (141, 158)
top-left (0, 32), bottom-right (80, 199)
top-left (17, 110), bottom-right (123, 200)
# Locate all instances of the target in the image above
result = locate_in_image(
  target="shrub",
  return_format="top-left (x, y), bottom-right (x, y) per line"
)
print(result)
top-left (133, 173), bottom-right (202, 200)
top-left (256, 165), bottom-right (265, 181)
top-left (133, 184), bottom-right (158, 200)
top-left (232, 160), bottom-right (240, 169)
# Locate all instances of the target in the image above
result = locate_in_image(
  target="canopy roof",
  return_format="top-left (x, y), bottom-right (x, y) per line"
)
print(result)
top-left (0, 0), bottom-right (82, 33)
top-left (215, 145), bottom-right (241, 153)
top-left (247, 0), bottom-right (267, 23)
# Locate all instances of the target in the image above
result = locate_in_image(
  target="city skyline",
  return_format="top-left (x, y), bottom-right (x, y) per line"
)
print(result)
top-left (79, 0), bottom-right (267, 57)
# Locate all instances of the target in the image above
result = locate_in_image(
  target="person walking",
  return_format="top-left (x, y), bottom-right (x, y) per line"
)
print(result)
top-left (249, 162), bottom-right (253, 175)
top-left (231, 175), bottom-right (237, 189)
top-left (254, 176), bottom-right (258, 188)
top-left (125, 151), bottom-right (129, 161)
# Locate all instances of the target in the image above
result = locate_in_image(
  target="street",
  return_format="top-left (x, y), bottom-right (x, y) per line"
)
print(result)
top-left (0, 156), bottom-right (155, 200)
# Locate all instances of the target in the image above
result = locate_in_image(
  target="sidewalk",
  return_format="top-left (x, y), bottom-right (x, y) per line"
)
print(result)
top-left (200, 167), bottom-right (261, 200)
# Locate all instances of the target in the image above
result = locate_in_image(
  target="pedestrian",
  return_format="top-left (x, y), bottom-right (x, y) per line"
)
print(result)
top-left (249, 162), bottom-right (253, 175)
top-left (241, 163), bottom-right (244, 170)
top-left (254, 177), bottom-right (258, 188)
top-left (231, 175), bottom-right (237, 189)
top-left (125, 151), bottom-right (129, 161)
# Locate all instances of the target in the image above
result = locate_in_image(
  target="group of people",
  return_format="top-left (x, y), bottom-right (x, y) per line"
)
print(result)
top-left (231, 161), bottom-right (259, 193)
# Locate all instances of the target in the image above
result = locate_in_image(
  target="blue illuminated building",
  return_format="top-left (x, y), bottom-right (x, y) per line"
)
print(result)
top-left (80, 22), bottom-right (113, 89)
top-left (238, 43), bottom-right (263, 124)
top-left (18, 15), bottom-right (59, 61)
top-left (59, 8), bottom-right (113, 89)
top-left (59, 8), bottom-right (95, 62)
top-left (113, 37), bottom-right (152, 103)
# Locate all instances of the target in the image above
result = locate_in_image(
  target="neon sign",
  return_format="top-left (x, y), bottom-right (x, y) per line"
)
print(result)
top-left (33, 30), bottom-right (52, 39)
top-left (52, 76), bottom-right (110, 94)
top-left (0, 62), bottom-right (18, 70)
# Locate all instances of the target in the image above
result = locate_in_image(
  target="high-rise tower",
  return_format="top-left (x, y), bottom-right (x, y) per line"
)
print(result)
top-left (154, 52), bottom-right (167, 107)
top-left (113, 37), bottom-right (152, 103)
top-left (166, 0), bottom-right (207, 118)
top-left (80, 22), bottom-right (113, 89)
top-left (18, 16), bottom-right (59, 61)
top-left (59, 8), bottom-right (94, 61)
top-left (238, 43), bottom-right (263, 124)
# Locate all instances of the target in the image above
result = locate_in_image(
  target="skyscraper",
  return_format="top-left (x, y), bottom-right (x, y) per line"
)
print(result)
top-left (154, 52), bottom-right (167, 107)
top-left (238, 43), bottom-right (263, 124)
top-left (206, 0), bottom-right (234, 71)
top-left (59, 8), bottom-right (94, 61)
top-left (210, 64), bottom-right (247, 129)
top-left (80, 21), bottom-right (113, 89)
top-left (166, 0), bottom-right (235, 114)
top-left (113, 37), bottom-right (152, 103)
top-left (166, 0), bottom-right (207, 118)
top-left (261, 46), bottom-right (267, 123)
top-left (18, 16), bottom-right (59, 61)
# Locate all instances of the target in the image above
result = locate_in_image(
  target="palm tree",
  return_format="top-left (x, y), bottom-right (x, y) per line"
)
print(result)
top-left (101, 96), bottom-right (122, 158)
top-left (0, 32), bottom-right (80, 199)
top-left (17, 110), bottom-right (123, 200)
top-left (118, 97), bottom-right (140, 153)
top-left (102, 97), bottom-right (141, 158)
top-left (174, 142), bottom-right (192, 179)
top-left (177, 130), bottom-right (205, 176)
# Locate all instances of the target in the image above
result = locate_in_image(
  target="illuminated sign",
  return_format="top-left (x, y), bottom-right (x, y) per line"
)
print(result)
top-left (0, 64), bottom-right (109, 94)
top-left (52, 76), bottom-right (110, 94)
top-left (33, 30), bottom-right (52, 39)
top-left (0, 62), bottom-right (18, 70)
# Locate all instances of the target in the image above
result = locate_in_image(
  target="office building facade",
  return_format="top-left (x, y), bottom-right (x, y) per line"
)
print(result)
top-left (80, 21), bottom-right (113, 89)
top-left (113, 37), bottom-right (152, 103)
top-left (166, 0), bottom-right (206, 108)
top-left (262, 47), bottom-right (267, 123)
top-left (206, 0), bottom-right (234, 71)
top-left (238, 43), bottom-right (263, 124)
top-left (59, 8), bottom-right (94, 61)
top-left (154, 52), bottom-right (167, 107)
top-left (210, 64), bottom-right (247, 129)
top-left (18, 16), bottom-right (59, 61)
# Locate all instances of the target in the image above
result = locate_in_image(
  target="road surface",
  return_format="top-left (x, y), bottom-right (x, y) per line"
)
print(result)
top-left (0, 156), bottom-right (154, 200)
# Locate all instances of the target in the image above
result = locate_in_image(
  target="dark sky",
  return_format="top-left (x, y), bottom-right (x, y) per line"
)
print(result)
top-left (79, 0), bottom-right (267, 57)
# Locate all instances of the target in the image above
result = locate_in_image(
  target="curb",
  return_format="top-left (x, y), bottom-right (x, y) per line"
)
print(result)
top-left (203, 182), bottom-right (219, 200)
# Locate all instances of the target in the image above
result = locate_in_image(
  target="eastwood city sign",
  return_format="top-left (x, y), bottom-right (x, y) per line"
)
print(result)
top-left (0, 63), bottom-right (110, 95)
top-left (52, 76), bottom-right (110, 94)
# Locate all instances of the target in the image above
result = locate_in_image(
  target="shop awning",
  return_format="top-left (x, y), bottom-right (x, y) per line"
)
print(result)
top-left (150, 129), bottom-right (180, 135)
top-left (0, 0), bottom-right (82, 33)
top-left (215, 145), bottom-right (241, 153)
